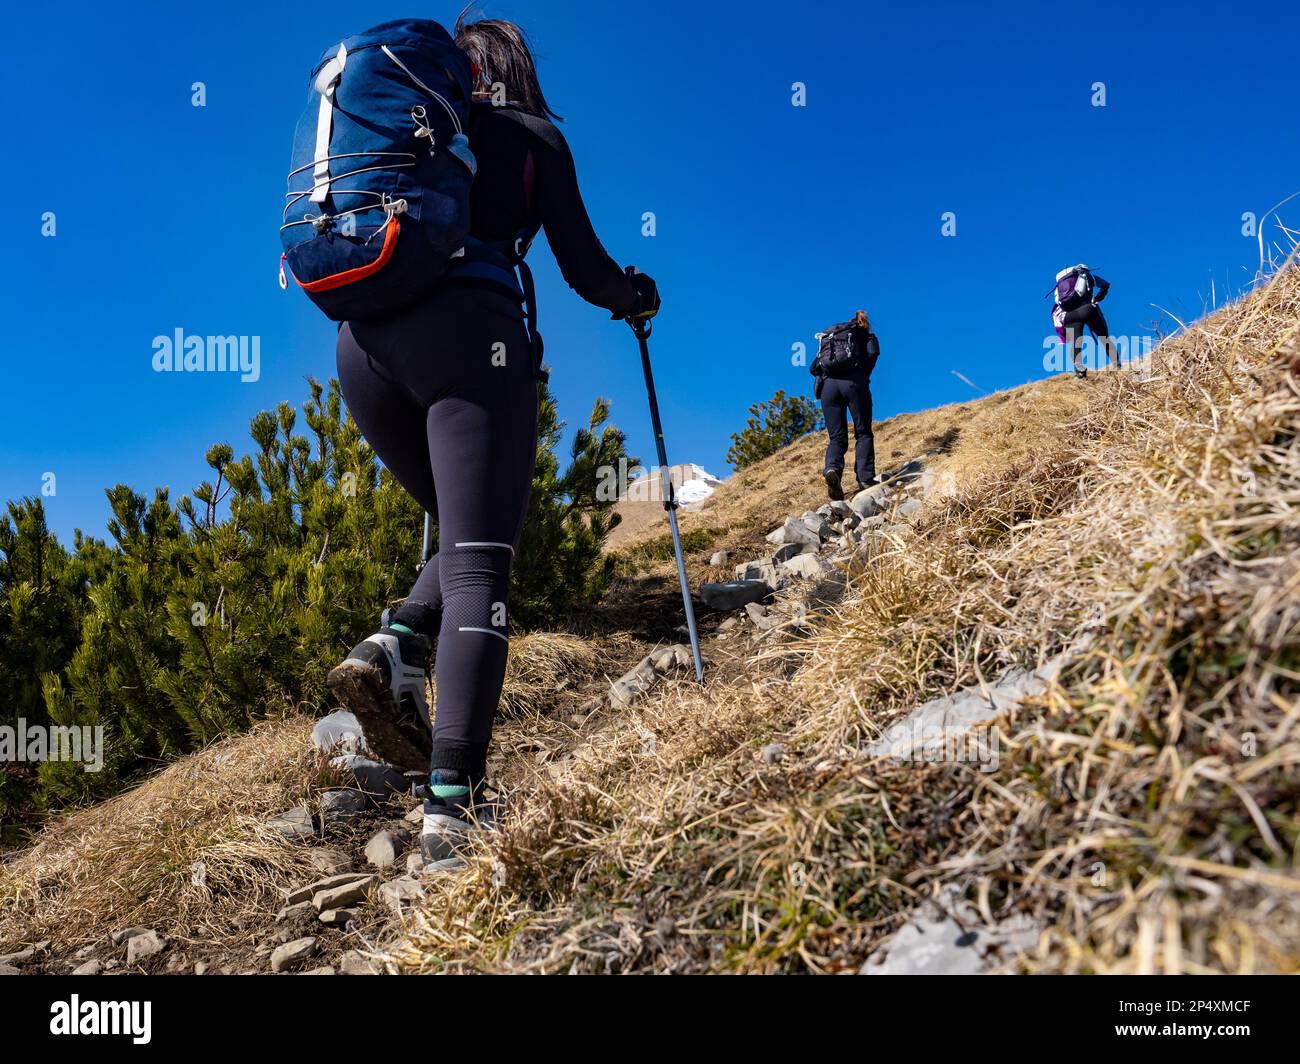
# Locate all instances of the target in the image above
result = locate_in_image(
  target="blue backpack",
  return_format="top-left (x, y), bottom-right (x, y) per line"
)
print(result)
top-left (279, 20), bottom-right (476, 321)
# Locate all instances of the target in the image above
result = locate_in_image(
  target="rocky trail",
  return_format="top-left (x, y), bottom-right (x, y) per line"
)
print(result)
top-left (4, 265), bottom-right (1299, 974)
top-left (3, 454), bottom-right (972, 976)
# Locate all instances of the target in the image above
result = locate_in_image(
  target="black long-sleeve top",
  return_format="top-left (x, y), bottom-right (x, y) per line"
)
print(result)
top-left (467, 104), bottom-right (638, 317)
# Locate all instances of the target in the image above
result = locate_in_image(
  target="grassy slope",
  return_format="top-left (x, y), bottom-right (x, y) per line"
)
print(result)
top-left (4, 268), bottom-right (1298, 973)
top-left (394, 268), bottom-right (1300, 974)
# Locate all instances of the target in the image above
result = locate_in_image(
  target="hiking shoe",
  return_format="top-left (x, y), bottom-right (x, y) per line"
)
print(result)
top-left (326, 628), bottom-right (432, 772)
top-left (1074, 367), bottom-right (1088, 379)
top-left (416, 770), bottom-right (493, 862)
top-left (823, 469), bottom-right (844, 501)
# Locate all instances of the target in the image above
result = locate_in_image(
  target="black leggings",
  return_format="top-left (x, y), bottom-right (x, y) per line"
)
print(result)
top-left (1061, 302), bottom-right (1118, 368)
top-left (821, 375), bottom-right (876, 487)
top-left (336, 284), bottom-right (539, 779)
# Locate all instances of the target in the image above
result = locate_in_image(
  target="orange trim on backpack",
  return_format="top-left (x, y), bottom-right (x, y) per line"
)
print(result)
top-left (291, 217), bottom-right (401, 293)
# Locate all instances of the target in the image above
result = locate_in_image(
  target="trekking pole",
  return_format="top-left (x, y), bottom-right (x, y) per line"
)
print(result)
top-left (419, 512), bottom-right (433, 568)
top-left (625, 289), bottom-right (705, 682)
top-left (386, 512), bottom-right (433, 629)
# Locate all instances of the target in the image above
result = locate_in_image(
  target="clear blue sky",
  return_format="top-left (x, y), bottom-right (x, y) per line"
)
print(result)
top-left (4, 1), bottom-right (1298, 545)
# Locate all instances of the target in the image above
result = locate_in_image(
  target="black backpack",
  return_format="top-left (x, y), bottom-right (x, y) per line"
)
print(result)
top-left (814, 321), bottom-right (879, 377)
top-left (815, 321), bottom-right (859, 374)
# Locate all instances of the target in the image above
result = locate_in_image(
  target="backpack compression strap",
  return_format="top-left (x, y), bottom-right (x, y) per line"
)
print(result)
top-left (310, 44), bottom-right (347, 204)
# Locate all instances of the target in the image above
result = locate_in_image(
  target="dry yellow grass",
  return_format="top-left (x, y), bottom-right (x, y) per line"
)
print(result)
top-left (0, 632), bottom-right (599, 954)
top-left (389, 264), bottom-right (1300, 973)
top-left (6, 267), bottom-right (1298, 975)
top-left (609, 369), bottom-right (1093, 569)
top-left (0, 716), bottom-right (324, 952)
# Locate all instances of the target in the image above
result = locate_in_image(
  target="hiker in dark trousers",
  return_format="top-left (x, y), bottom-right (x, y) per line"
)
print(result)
top-left (329, 15), bottom-right (659, 862)
top-left (1051, 264), bottom-right (1118, 377)
top-left (812, 310), bottom-right (880, 500)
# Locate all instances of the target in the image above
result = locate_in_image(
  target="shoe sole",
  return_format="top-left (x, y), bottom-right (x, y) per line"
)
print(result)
top-left (326, 661), bottom-right (431, 772)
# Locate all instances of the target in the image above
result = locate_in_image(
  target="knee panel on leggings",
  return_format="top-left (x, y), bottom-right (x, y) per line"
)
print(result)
top-left (439, 542), bottom-right (514, 641)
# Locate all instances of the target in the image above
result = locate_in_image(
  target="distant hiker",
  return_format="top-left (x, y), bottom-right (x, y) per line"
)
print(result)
top-left (302, 15), bottom-right (659, 863)
top-left (811, 310), bottom-right (880, 500)
top-left (1051, 264), bottom-right (1118, 377)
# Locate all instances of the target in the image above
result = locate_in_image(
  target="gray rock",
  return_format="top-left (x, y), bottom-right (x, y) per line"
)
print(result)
top-left (717, 616), bottom-right (740, 632)
top-left (860, 890), bottom-right (1039, 975)
top-left (275, 900), bottom-right (314, 923)
top-left (849, 483), bottom-right (892, 518)
top-left (319, 788), bottom-right (369, 825)
top-left (318, 907), bottom-right (362, 926)
top-left (71, 958), bottom-right (102, 976)
top-left (785, 516), bottom-right (825, 545)
top-left (404, 806), bottom-right (425, 825)
top-left (649, 644), bottom-right (695, 672)
top-left (894, 498), bottom-right (922, 521)
top-left (0, 948), bottom-right (35, 966)
top-left (270, 936), bottom-right (319, 973)
top-left (760, 743), bottom-right (785, 764)
top-left (363, 829), bottom-right (409, 870)
top-left (311, 709), bottom-right (368, 756)
top-left (313, 875), bottom-right (379, 912)
top-left (305, 847), bottom-right (353, 876)
top-left (268, 806), bottom-right (315, 842)
top-left (334, 754), bottom-right (413, 799)
top-left (339, 950), bottom-right (379, 975)
top-left (109, 926), bottom-right (152, 946)
top-left (733, 558), bottom-right (780, 585)
top-left (828, 500), bottom-right (855, 520)
top-left (865, 659), bottom-right (1065, 765)
top-left (701, 580), bottom-right (773, 611)
top-left (378, 876), bottom-right (426, 915)
top-left (286, 871), bottom-right (375, 906)
top-left (708, 551), bottom-right (729, 566)
top-left (404, 853), bottom-right (467, 877)
top-left (609, 655), bottom-right (659, 709)
top-left (799, 512), bottom-right (835, 539)
top-left (780, 553), bottom-right (831, 580)
top-left (772, 541), bottom-right (817, 564)
top-left (75, 945), bottom-right (97, 959)
top-left (425, 857), bottom-right (468, 874)
top-left (300, 966), bottom-right (336, 976)
top-left (0, 964), bottom-right (20, 976)
top-left (744, 602), bottom-right (777, 631)
top-left (194, 961), bottom-right (209, 975)
top-left (125, 930), bottom-right (166, 966)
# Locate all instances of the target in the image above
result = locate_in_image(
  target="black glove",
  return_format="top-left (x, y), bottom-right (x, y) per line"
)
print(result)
top-left (616, 269), bottom-right (660, 320)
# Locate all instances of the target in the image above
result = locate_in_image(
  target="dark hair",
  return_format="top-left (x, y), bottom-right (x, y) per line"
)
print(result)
top-left (454, 9), bottom-right (561, 121)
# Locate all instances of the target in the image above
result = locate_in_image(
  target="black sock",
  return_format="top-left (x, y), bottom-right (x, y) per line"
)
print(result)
top-left (392, 598), bottom-right (440, 640)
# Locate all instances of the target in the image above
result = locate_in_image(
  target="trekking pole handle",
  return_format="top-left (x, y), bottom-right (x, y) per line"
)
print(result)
top-left (624, 266), bottom-right (653, 339)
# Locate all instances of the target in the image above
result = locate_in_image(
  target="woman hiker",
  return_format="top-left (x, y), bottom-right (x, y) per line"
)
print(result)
top-left (326, 14), bottom-right (660, 862)
top-left (1051, 264), bottom-right (1118, 378)
top-left (811, 310), bottom-right (880, 501)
